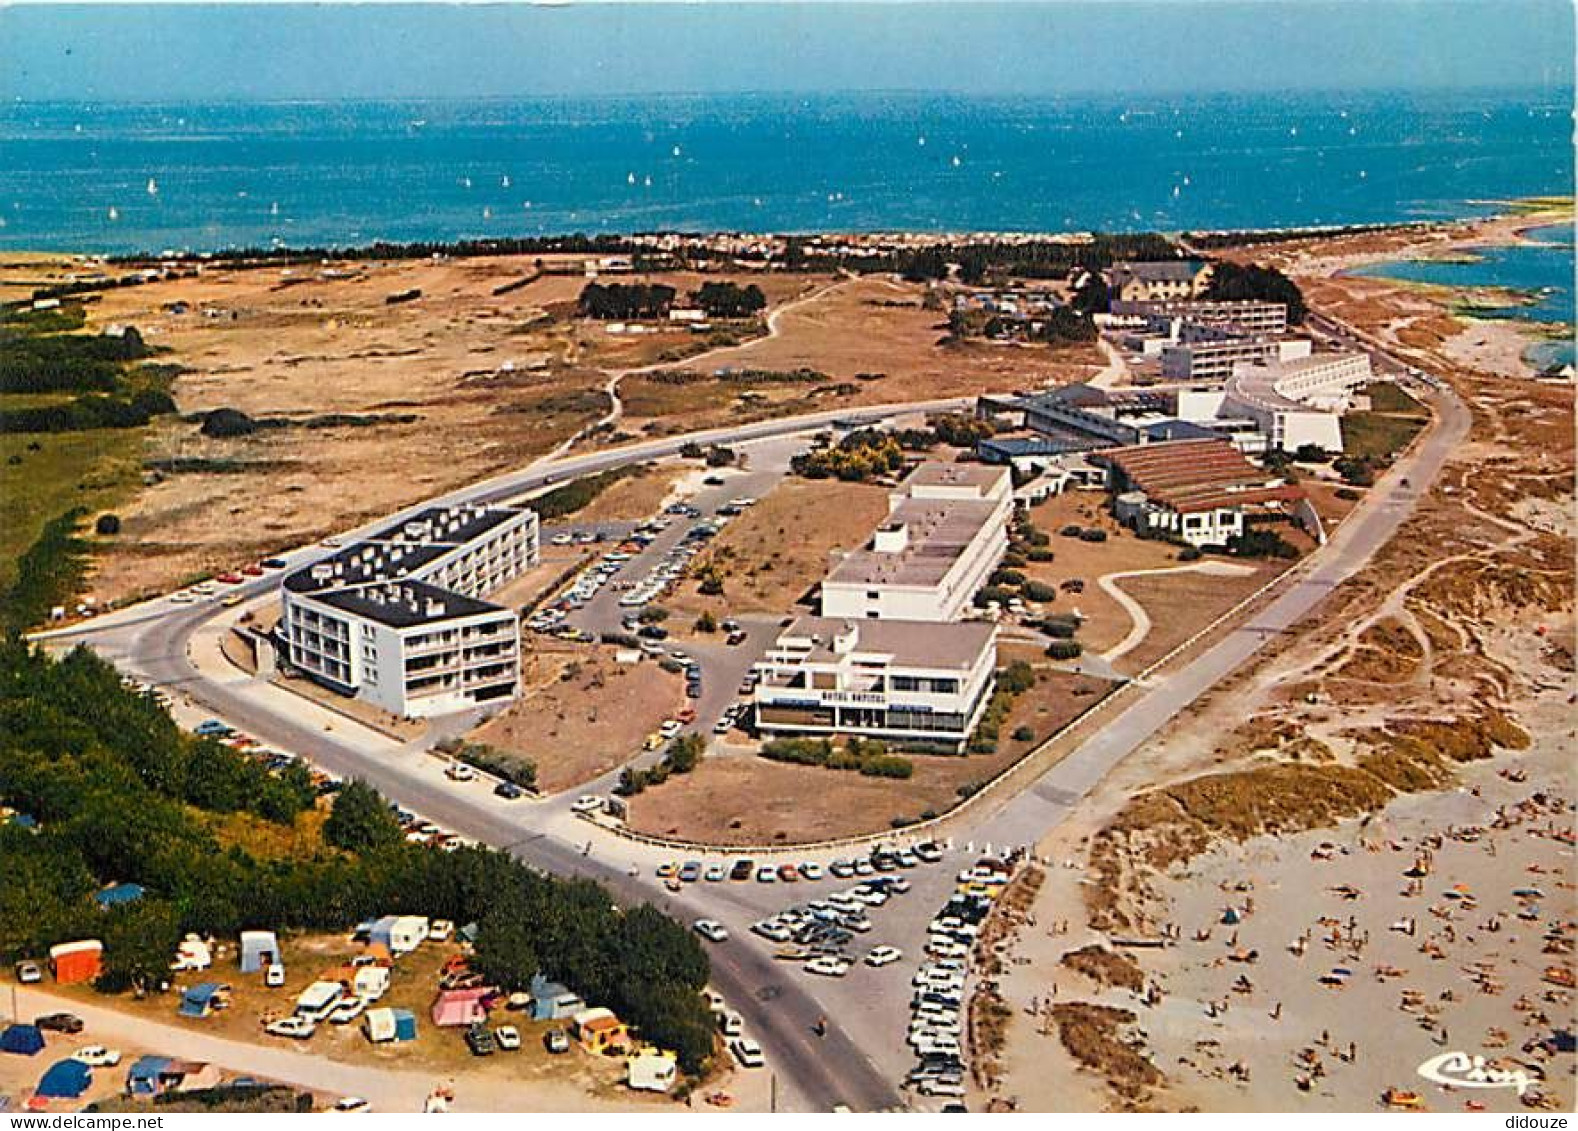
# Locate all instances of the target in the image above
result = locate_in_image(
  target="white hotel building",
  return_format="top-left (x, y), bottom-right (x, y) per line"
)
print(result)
top-left (279, 504), bottom-right (539, 718)
top-left (752, 616), bottom-right (998, 751)
top-left (820, 463), bottom-right (1013, 623)
top-left (752, 462), bottom-right (1011, 751)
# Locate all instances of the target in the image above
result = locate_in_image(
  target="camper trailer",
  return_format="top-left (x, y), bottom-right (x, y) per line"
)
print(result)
top-left (294, 981), bottom-right (345, 1023)
top-left (627, 1051), bottom-right (678, 1093)
top-left (49, 940), bottom-right (103, 985)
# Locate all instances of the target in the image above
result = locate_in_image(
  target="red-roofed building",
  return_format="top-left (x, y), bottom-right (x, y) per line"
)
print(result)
top-left (1094, 439), bottom-right (1310, 547)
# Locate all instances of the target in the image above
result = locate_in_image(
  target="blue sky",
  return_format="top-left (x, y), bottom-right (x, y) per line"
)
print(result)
top-left (1, 2), bottom-right (1572, 101)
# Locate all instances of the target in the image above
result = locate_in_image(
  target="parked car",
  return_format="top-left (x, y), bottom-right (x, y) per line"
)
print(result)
top-left (571, 795), bottom-right (602, 814)
top-left (329, 999), bottom-right (366, 1025)
top-left (444, 762), bottom-right (476, 782)
top-left (71, 1046), bottom-right (121, 1068)
top-left (798, 862), bottom-right (824, 881)
top-left (494, 1026), bottom-right (522, 1052)
top-left (331, 1098), bottom-right (372, 1113)
top-left (494, 781), bottom-right (524, 800)
top-left (543, 1028), bottom-right (571, 1055)
top-left (34, 1013), bottom-right (84, 1035)
top-left (865, 946), bottom-right (903, 968)
top-left (730, 1038), bottom-right (764, 1068)
top-left (704, 863), bottom-right (728, 882)
top-left (754, 866), bottom-right (778, 883)
top-left (15, 961), bottom-right (42, 984)
top-left (465, 1024), bottom-right (496, 1057)
top-left (679, 861), bottom-right (703, 883)
top-left (265, 963), bottom-right (286, 988)
top-left (730, 859), bottom-right (755, 881)
top-left (265, 1016), bottom-right (315, 1040)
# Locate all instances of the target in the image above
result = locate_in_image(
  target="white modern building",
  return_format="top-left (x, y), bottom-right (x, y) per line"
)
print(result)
top-left (820, 463), bottom-right (1013, 622)
top-left (279, 504), bottom-right (539, 718)
top-left (1160, 324), bottom-right (1313, 383)
top-left (1176, 351), bottom-right (1373, 452)
top-left (752, 616), bottom-right (998, 751)
top-left (1110, 298), bottom-right (1289, 336)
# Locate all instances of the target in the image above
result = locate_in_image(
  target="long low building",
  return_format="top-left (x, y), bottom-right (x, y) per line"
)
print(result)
top-left (279, 503), bottom-right (539, 718)
top-left (1109, 298), bottom-right (1289, 336)
top-left (1177, 351), bottom-right (1373, 452)
top-left (1160, 326), bottom-right (1312, 383)
top-left (1096, 438), bottom-right (1308, 547)
top-left (752, 616), bottom-right (998, 751)
top-left (820, 462), bottom-right (1013, 623)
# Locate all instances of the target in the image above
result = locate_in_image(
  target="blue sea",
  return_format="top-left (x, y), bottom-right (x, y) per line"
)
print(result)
top-left (1352, 221), bottom-right (1576, 368)
top-left (0, 89), bottom-right (1570, 256)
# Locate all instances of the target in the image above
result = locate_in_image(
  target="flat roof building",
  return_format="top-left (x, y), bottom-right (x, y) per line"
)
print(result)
top-left (279, 503), bottom-right (538, 718)
top-left (1110, 298), bottom-right (1289, 337)
top-left (820, 462), bottom-right (1013, 623)
top-left (1161, 327), bottom-right (1313, 384)
top-left (752, 616), bottom-right (998, 752)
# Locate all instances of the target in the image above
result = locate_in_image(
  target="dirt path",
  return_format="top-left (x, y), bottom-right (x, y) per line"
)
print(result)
top-left (1095, 562), bottom-right (1258, 662)
top-left (549, 277), bottom-right (854, 461)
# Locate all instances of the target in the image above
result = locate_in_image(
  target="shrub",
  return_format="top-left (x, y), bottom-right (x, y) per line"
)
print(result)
top-left (1021, 580), bottom-right (1058, 603)
top-left (974, 585), bottom-right (1016, 608)
top-left (1177, 546), bottom-right (1203, 561)
top-left (199, 407), bottom-right (258, 437)
top-left (94, 513), bottom-right (121, 536)
top-left (1077, 528), bottom-right (1108, 543)
top-left (1046, 640), bottom-right (1083, 660)
top-left (694, 611), bottom-right (717, 633)
top-left (990, 568), bottom-right (1026, 588)
top-left (1012, 725), bottom-right (1036, 743)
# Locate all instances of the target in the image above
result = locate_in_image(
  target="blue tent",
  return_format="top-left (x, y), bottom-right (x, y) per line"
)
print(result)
top-left (178, 982), bottom-right (229, 1018)
top-left (127, 1056), bottom-right (173, 1097)
top-left (94, 883), bottom-right (146, 909)
top-left (35, 1058), bottom-right (91, 1099)
top-left (0, 1025), bottom-right (45, 1056)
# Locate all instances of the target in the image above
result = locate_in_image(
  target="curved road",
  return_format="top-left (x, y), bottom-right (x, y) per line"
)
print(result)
top-left (39, 312), bottom-right (1465, 1111)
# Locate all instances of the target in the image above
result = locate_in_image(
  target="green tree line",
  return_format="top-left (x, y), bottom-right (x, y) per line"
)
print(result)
top-left (0, 640), bottom-right (715, 1072)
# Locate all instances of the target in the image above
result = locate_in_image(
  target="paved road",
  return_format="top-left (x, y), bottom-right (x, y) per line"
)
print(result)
top-left (38, 328), bottom-right (1463, 1110)
top-left (39, 409), bottom-right (966, 1114)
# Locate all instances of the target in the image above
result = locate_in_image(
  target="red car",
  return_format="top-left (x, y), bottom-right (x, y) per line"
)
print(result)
top-left (777, 864), bottom-right (800, 883)
top-left (216, 572), bottom-right (243, 584)
top-left (242, 564), bottom-right (265, 577)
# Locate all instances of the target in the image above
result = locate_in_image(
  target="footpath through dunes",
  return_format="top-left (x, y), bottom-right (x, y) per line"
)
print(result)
top-left (978, 219), bottom-right (1575, 1113)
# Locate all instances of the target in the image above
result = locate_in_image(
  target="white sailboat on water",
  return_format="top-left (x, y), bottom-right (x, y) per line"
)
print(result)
top-left (146, 177), bottom-right (159, 196)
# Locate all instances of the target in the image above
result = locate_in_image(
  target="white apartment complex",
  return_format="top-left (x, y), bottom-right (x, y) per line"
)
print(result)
top-left (820, 463), bottom-right (1013, 622)
top-left (1160, 325), bottom-right (1313, 383)
top-left (279, 504), bottom-right (539, 718)
top-left (752, 617), bottom-right (998, 752)
top-left (1109, 298), bottom-right (1289, 337)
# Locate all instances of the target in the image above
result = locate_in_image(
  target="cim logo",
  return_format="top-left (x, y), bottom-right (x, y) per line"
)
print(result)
top-left (1416, 1050), bottom-right (1534, 1095)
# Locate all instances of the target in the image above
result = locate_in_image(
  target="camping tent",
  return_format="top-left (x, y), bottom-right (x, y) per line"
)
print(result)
top-left (238, 930), bottom-right (280, 974)
top-left (363, 1007), bottom-right (418, 1044)
top-left (34, 1059), bottom-right (91, 1100)
top-left (127, 1056), bottom-right (173, 1097)
top-left (430, 988), bottom-right (489, 1028)
top-left (48, 940), bottom-right (103, 985)
top-left (177, 982), bottom-right (230, 1019)
top-left (0, 1025), bottom-right (45, 1056)
top-left (93, 883), bottom-right (146, 909)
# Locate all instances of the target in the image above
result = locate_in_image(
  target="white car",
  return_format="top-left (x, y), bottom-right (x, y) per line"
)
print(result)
top-left (331, 1097), bottom-right (372, 1113)
top-left (571, 795), bottom-right (602, 815)
top-left (751, 921), bottom-right (791, 943)
top-left (329, 999), bottom-right (366, 1025)
top-left (71, 1046), bottom-right (121, 1068)
top-left (693, 919), bottom-right (729, 944)
top-left (428, 919), bottom-right (455, 942)
top-left (444, 762), bottom-right (476, 782)
top-left (865, 945), bottom-right (903, 968)
top-left (494, 1025), bottom-right (521, 1051)
top-left (798, 862), bottom-right (824, 881)
top-left (265, 1016), bottom-right (316, 1039)
top-left (805, 956), bottom-right (850, 978)
top-left (265, 963), bottom-right (286, 987)
top-left (730, 1038), bottom-right (764, 1068)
